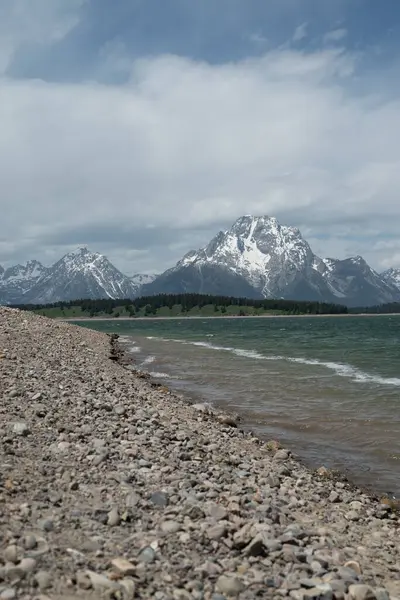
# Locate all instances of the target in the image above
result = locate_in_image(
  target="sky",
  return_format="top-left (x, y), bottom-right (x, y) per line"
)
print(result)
top-left (1, 0), bottom-right (400, 275)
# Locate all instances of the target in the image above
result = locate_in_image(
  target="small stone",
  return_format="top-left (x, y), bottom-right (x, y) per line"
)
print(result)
top-left (34, 570), bottom-right (52, 590)
top-left (268, 474), bottom-right (280, 488)
top-left (207, 524), bottom-right (227, 540)
top-left (150, 491), bottom-right (169, 507)
top-left (138, 547), bottom-right (156, 563)
top-left (216, 575), bottom-right (245, 596)
top-left (31, 392), bottom-right (42, 400)
top-left (303, 585), bottom-right (333, 600)
top-left (93, 451), bottom-right (109, 466)
top-left (0, 589), bottom-right (17, 600)
top-left (344, 561), bottom-right (362, 575)
top-left (86, 570), bottom-right (121, 593)
top-left (274, 449), bottom-right (289, 461)
top-left (329, 491), bottom-right (340, 503)
top-left (160, 520), bottom-right (181, 534)
top-left (18, 557), bottom-right (37, 573)
top-left (111, 558), bottom-right (136, 576)
top-left (348, 584), bottom-right (377, 600)
top-left (38, 518), bottom-right (54, 532)
top-left (179, 532), bottom-right (191, 544)
top-left (114, 404), bottom-right (126, 416)
top-left (12, 422), bottom-right (30, 436)
top-left (244, 534), bottom-right (266, 557)
top-left (23, 535), bottom-right (37, 550)
top-left (374, 590), bottom-right (390, 600)
top-left (3, 545), bottom-right (19, 564)
top-left (77, 571), bottom-right (92, 589)
top-left (207, 502), bottom-right (228, 521)
top-left (346, 511), bottom-right (360, 522)
top-left (217, 415), bottom-right (238, 428)
top-left (317, 467), bottom-right (330, 477)
top-left (107, 507), bottom-right (120, 526)
top-left (121, 577), bottom-right (136, 599)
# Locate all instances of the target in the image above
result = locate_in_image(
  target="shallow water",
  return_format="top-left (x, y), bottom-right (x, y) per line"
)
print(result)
top-left (74, 316), bottom-right (400, 496)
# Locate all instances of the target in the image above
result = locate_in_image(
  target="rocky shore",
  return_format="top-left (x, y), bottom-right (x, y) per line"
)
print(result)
top-left (1, 307), bottom-right (399, 600)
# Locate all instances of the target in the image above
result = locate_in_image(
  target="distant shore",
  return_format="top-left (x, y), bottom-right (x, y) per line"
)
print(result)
top-left (58, 312), bottom-right (400, 321)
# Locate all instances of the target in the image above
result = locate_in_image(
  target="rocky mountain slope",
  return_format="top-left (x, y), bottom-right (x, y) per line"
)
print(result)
top-left (381, 268), bottom-right (400, 291)
top-left (0, 260), bottom-right (47, 304)
top-left (130, 273), bottom-right (158, 296)
top-left (21, 247), bottom-right (138, 304)
top-left (143, 216), bottom-right (400, 307)
top-left (0, 248), bottom-right (142, 305)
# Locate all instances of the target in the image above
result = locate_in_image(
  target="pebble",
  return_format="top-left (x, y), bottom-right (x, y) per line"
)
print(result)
top-left (34, 571), bottom-right (52, 590)
top-left (207, 523), bottom-right (227, 540)
top-left (107, 507), bottom-right (120, 526)
top-left (216, 575), bottom-right (245, 596)
top-left (111, 557), bottom-right (136, 576)
top-left (160, 520), bottom-right (181, 534)
top-left (138, 547), bottom-right (156, 563)
top-left (0, 590), bottom-right (16, 600)
top-left (274, 449), bottom-right (289, 461)
top-left (23, 534), bottom-right (37, 550)
top-left (150, 491), bottom-right (169, 507)
top-left (3, 546), bottom-right (18, 564)
top-left (348, 584), bottom-right (377, 600)
top-left (344, 560), bottom-right (362, 575)
top-left (18, 557), bottom-right (37, 573)
top-left (12, 422), bottom-right (30, 436)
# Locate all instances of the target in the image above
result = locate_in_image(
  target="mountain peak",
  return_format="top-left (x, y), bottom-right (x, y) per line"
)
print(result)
top-left (381, 267), bottom-right (400, 290)
top-left (143, 214), bottom-right (400, 306)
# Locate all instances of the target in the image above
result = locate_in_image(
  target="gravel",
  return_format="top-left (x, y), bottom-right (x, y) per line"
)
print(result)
top-left (0, 306), bottom-right (399, 599)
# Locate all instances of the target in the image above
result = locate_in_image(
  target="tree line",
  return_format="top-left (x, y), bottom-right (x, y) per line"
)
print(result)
top-left (12, 293), bottom-right (349, 315)
top-left (349, 302), bottom-right (400, 314)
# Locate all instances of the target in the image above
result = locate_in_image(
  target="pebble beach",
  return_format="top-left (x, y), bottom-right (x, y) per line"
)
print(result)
top-left (0, 306), bottom-right (399, 600)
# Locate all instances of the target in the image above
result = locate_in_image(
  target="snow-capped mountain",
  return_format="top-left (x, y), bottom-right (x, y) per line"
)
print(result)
top-left (143, 215), bottom-right (400, 307)
top-left (18, 248), bottom-right (138, 304)
top-left (1, 221), bottom-right (399, 306)
top-left (316, 256), bottom-right (400, 307)
top-left (130, 273), bottom-right (157, 295)
top-left (0, 260), bottom-right (47, 304)
top-left (381, 268), bottom-right (400, 291)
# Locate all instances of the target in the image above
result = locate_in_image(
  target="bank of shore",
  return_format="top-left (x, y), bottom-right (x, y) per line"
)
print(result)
top-left (0, 306), bottom-right (399, 600)
top-left (58, 313), bottom-right (399, 322)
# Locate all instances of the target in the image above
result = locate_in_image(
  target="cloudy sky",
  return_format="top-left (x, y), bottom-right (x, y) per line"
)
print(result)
top-left (1, 0), bottom-right (400, 274)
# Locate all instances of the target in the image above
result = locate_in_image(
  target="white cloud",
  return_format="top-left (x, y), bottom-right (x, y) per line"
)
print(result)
top-left (323, 28), bottom-right (348, 44)
top-left (0, 0), bottom-right (86, 73)
top-left (292, 22), bottom-right (308, 43)
top-left (0, 43), bottom-right (400, 273)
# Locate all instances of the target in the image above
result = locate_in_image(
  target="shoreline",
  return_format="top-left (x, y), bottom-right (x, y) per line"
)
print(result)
top-left (116, 337), bottom-right (397, 501)
top-left (1, 306), bottom-right (399, 599)
top-left (57, 312), bottom-right (400, 321)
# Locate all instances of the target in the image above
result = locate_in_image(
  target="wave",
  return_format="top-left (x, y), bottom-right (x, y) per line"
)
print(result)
top-left (145, 336), bottom-right (400, 387)
top-left (149, 371), bottom-right (177, 379)
top-left (141, 355), bottom-right (155, 366)
top-left (128, 343), bottom-right (141, 353)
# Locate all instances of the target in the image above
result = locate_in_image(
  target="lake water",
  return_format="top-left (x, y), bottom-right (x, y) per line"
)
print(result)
top-left (73, 316), bottom-right (400, 497)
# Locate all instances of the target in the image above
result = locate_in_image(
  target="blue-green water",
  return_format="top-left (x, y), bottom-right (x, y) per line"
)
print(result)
top-left (74, 316), bottom-right (400, 495)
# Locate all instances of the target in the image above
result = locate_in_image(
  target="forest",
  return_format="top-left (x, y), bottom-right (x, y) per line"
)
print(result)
top-left (12, 293), bottom-right (349, 318)
top-left (349, 302), bottom-right (400, 314)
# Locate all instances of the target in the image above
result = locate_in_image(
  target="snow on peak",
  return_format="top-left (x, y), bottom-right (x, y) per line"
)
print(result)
top-left (381, 267), bottom-right (400, 290)
top-left (178, 214), bottom-right (313, 295)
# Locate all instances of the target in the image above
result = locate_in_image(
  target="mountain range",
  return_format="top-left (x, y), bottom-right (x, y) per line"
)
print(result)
top-left (1, 215), bottom-right (399, 307)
